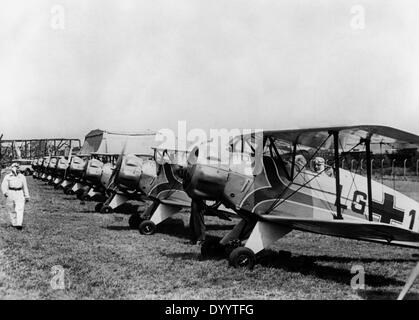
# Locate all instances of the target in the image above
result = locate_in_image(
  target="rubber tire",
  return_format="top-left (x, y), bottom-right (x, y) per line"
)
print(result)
top-left (24, 169), bottom-right (31, 176)
top-left (201, 238), bottom-right (224, 258)
top-left (95, 202), bottom-right (104, 212)
top-left (229, 247), bottom-right (256, 270)
top-left (128, 213), bottom-right (142, 229)
top-left (138, 220), bottom-right (156, 235)
top-left (100, 205), bottom-right (114, 214)
top-left (66, 189), bottom-right (75, 195)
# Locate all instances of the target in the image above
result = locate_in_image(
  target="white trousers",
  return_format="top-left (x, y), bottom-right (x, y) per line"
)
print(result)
top-left (6, 190), bottom-right (25, 227)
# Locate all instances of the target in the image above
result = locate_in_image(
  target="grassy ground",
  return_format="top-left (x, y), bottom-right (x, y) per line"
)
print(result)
top-left (0, 178), bottom-right (418, 299)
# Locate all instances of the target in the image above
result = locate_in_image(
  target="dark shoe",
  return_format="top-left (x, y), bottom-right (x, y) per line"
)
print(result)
top-left (15, 226), bottom-right (23, 230)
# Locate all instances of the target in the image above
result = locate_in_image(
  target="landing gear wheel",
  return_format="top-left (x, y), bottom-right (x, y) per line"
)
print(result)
top-left (78, 193), bottom-right (89, 201)
top-left (25, 169), bottom-right (31, 176)
top-left (95, 203), bottom-right (104, 212)
top-left (224, 239), bottom-right (242, 256)
top-left (100, 205), bottom-right (114, 214)
top-left (229, 247), bottom-right (256, 270)
top-left (138, 220), bottom-right (156, 235)
top-left (128, 213), bottom-right (143, 229)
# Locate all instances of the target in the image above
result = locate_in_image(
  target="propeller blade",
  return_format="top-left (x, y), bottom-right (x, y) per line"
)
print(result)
top-left (106, 141), bottom-right (127, 189)
top-left (64, 145), bottom-right (73, 179)
top-left (397, 261), bottom-right (419, 300)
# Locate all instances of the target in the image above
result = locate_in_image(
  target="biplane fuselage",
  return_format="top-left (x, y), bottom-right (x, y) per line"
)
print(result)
top-left (114, 152), bottom-right (191, 206)
top-left (187, 156), bottom-right (419, 236)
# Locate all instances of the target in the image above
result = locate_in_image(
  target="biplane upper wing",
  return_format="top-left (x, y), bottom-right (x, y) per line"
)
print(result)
top-left (260, 215), bottom-right (419, 243)
top-left (251, 125), bottom-right (419, 149)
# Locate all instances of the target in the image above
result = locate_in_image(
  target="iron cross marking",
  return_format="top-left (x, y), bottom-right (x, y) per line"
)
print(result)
top-left (371, 193), bottom-right (404, 224)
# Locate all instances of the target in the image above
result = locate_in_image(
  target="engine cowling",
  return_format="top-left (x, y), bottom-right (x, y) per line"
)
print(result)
top-left (68, 156), bottom-right (87, 179)
top-left (115, 154), bottom-right (143, 191)
top-left (85, 159), bottom-right (104, 185)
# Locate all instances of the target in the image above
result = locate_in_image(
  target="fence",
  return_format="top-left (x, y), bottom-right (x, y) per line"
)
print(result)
top-left (322, 158), bottom-right (419, 181)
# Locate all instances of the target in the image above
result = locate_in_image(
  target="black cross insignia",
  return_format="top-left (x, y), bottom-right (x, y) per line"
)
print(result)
top-left (371, 193), bottom-right (404, 224)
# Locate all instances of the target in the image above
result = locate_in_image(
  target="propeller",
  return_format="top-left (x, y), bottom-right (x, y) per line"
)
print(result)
top-left (63, 144), bottom-right (73, 180)
top-left (106, 141), bottom-right (127, 190)
top-left (397, 261), bottom-right (419, 300)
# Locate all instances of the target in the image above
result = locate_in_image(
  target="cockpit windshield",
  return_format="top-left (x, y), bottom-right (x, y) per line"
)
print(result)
top-left (154, 149), bottom-right (189, 166)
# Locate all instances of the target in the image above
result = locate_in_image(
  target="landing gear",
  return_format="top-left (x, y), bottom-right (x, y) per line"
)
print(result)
top-left (100, 205), bottom-right (114, 214)
top-left (128, 213), bottom-right (143, 229)
top-left (200, 238), bottom-right (225, 258)
top-left (95, 202), bottom-right (104, 212)
top-left (228, 247), bottom-right (256, 270)
top-left (78, 193), bottom-right (90, 201)
top-left (64, 188), bottom-right (75, 195)
top-left (138, 220), bottom-right (156, 235)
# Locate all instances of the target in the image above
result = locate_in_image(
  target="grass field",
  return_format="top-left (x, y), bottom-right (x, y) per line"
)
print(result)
top-left (0, 177), bottom-right (418, 300)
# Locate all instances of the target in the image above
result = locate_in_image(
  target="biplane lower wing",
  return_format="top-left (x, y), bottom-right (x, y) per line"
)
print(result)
top-left (255, 215), bottom-right (419, 247)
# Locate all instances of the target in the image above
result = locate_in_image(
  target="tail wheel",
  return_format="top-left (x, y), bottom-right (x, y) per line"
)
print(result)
top-left (229, 247), bottom-right (256, 270)
top-left (201, 238), bottom-right (225, 258)
top-left (100, 205), bottom-right (113, 214)
top-left (24, 169), bottom-right (31, 176)
top-left (138, 220), bottom-right (156, 235)
top-left (128, 213), bottom-right (142, 229)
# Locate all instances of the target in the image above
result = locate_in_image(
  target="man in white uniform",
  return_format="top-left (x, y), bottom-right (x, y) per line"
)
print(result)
top-left (1, 163), bottom-right (30, 229)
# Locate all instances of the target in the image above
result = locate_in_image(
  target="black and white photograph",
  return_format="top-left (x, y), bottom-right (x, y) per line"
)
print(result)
top-left (1, 0), bottom-right (419, 305)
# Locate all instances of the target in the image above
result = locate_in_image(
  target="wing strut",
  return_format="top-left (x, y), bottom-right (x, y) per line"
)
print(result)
top-left (332, 131), bottom-right (343, 219)
top-left (362, 137), bottom-right (373, 222)
top-left (398, 261), bottom-right (419, 300)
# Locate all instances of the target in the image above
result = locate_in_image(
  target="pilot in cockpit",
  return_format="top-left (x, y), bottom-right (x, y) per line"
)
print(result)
top-left (295, 154), bottom-right (307, 170)
top-left (313, 157), bottom-right (333, 177)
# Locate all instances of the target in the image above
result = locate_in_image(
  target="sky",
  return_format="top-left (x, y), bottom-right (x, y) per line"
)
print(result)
top-left (1, 0), bottom-right (419, 141)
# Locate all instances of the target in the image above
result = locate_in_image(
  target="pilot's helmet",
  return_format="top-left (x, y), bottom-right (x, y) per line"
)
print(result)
top-left (295, 154), bottom-right (307, 167)
top-left (314, 157), bottom-right (326, 171)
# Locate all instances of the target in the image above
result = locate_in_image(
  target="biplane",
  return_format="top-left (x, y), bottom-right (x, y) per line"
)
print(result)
top-left (77, 153), bottom-right (121, 203)
top-left (52, 156), bottom-right (70, 187)
top-left (60, 155), bottom-right (90, 194)
top-left (38, 156), bottom-right (51, 180)
top-left (33, 157), bottom-right (48, 179)
top-left (95, 152), bottom-right (154, 214)
top-left (100, 147), bottom-right (234, 234)
top-left (182, 125), bottom-right (419, 278)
